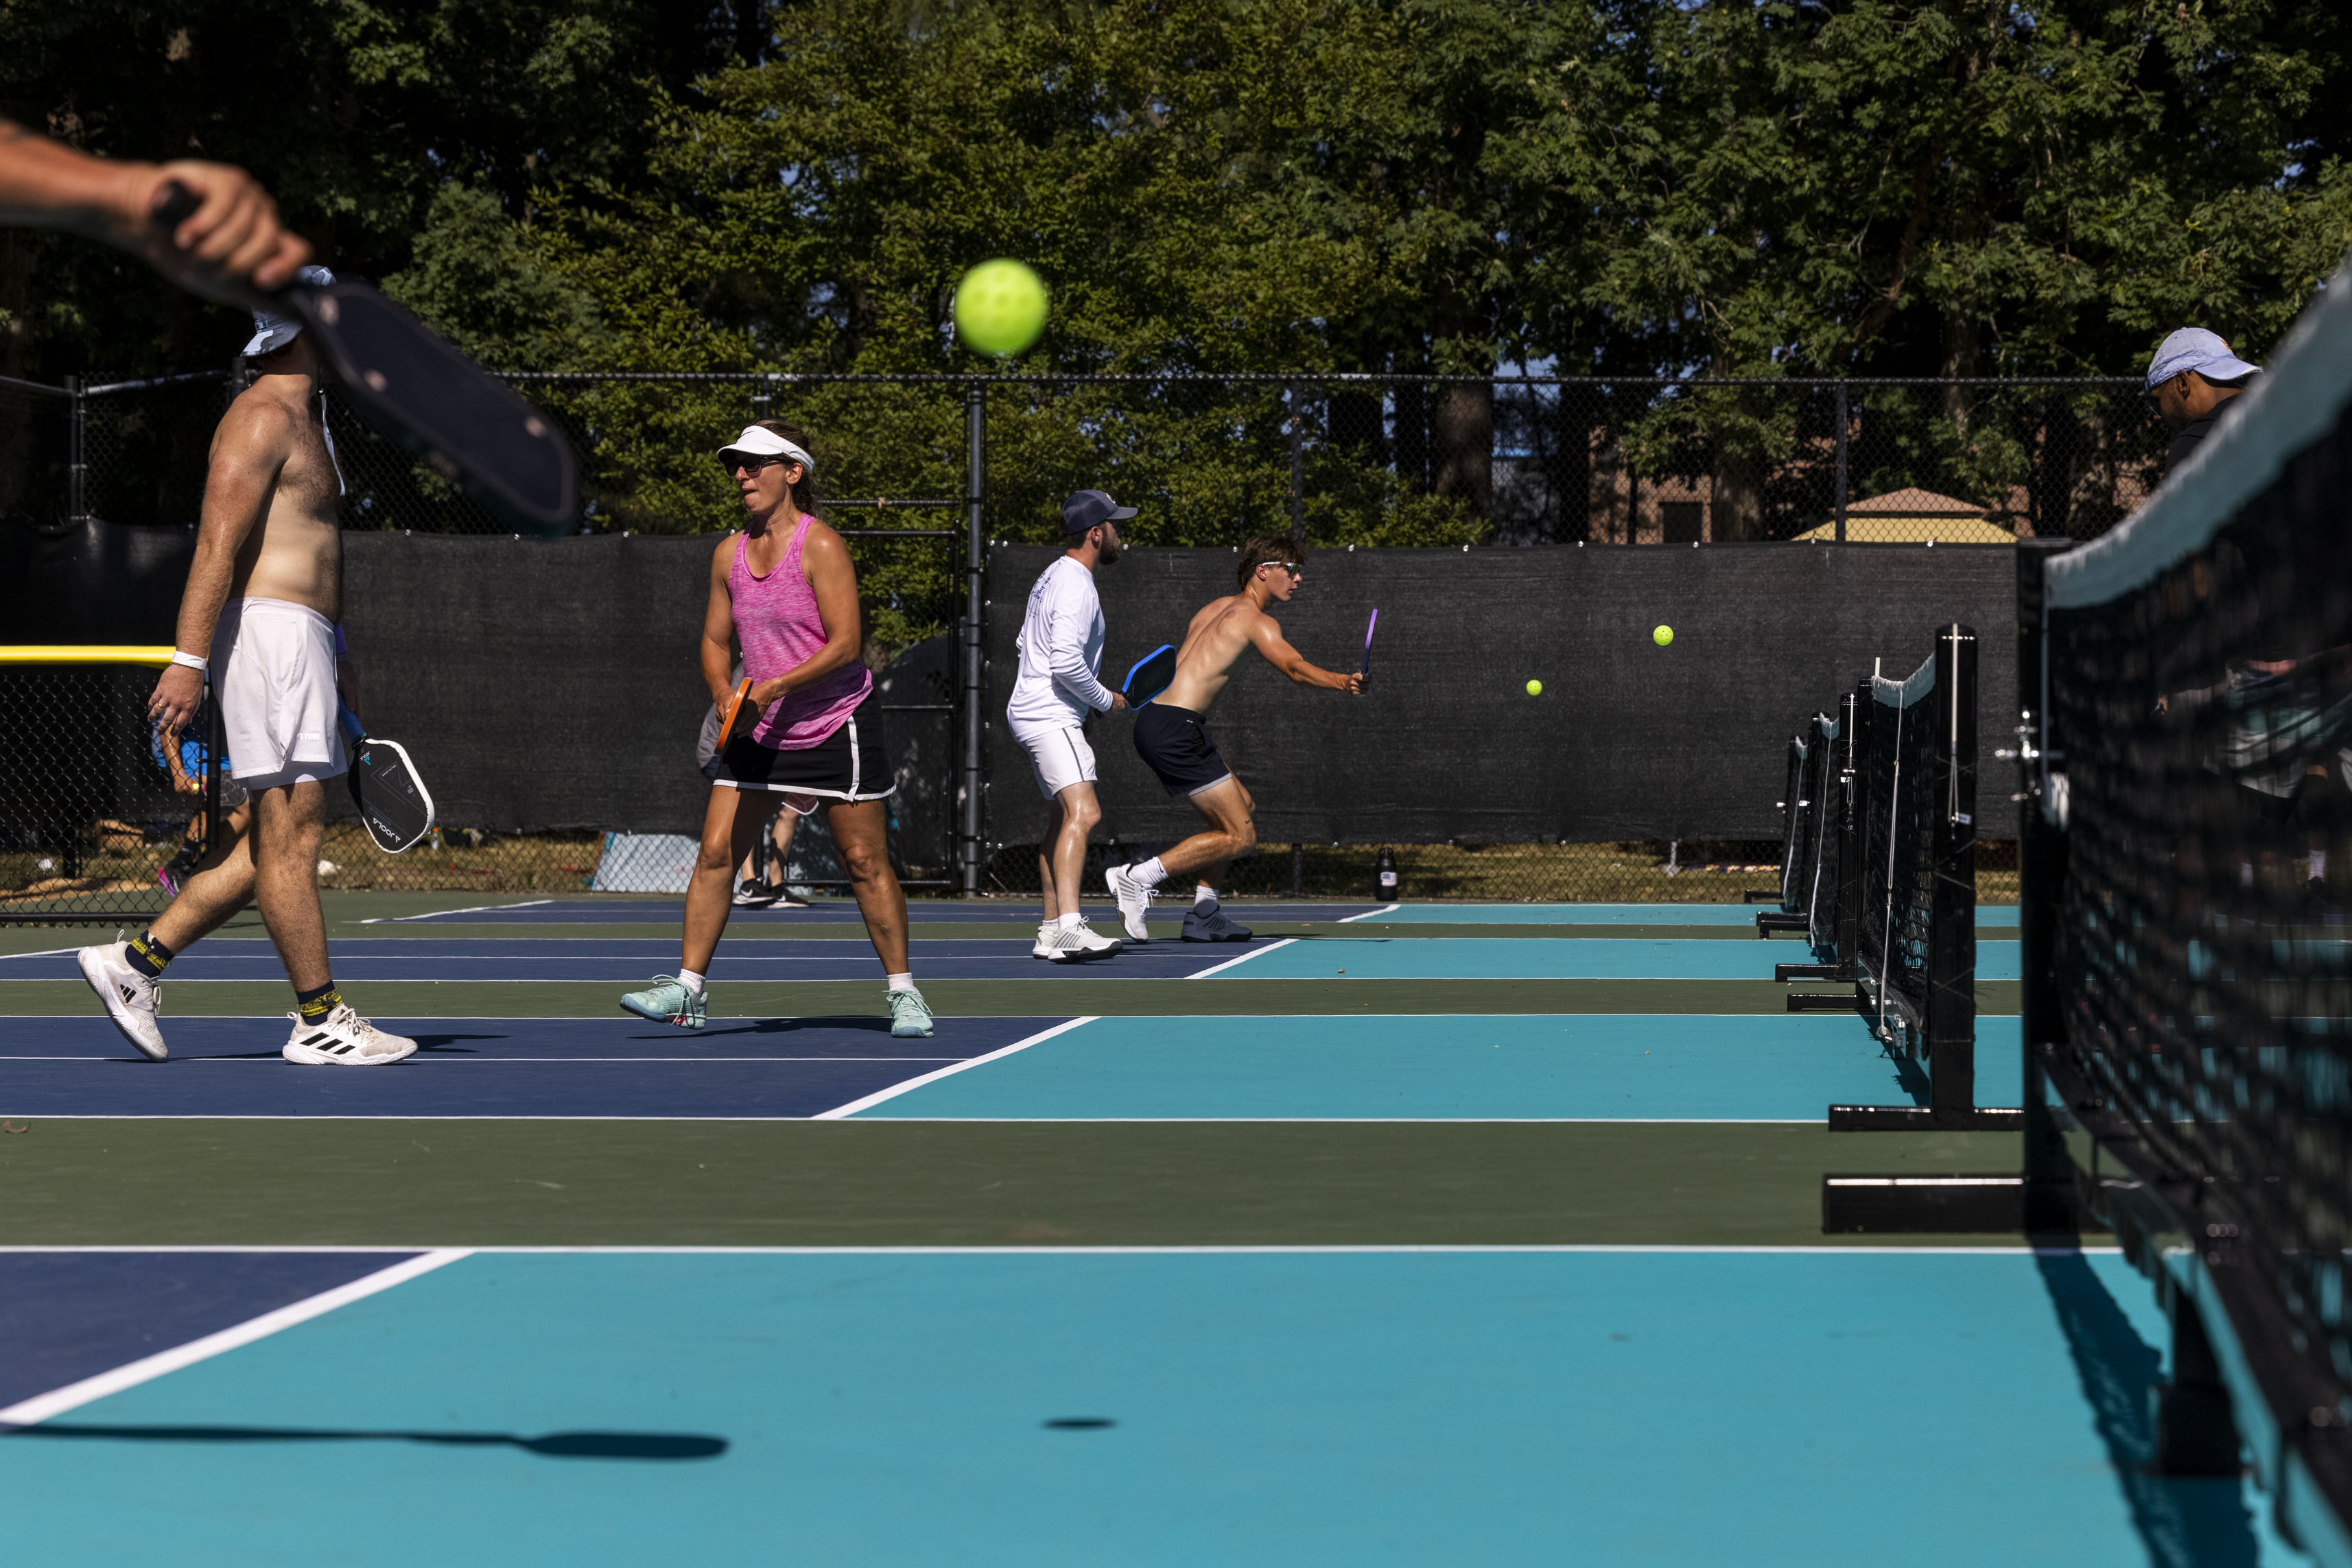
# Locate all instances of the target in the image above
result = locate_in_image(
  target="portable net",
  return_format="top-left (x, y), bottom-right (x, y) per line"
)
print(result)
top-left (2028, 257), bottom-right (2352, 1536)
top-left (1857, 654), bottom-right (1939, 1046)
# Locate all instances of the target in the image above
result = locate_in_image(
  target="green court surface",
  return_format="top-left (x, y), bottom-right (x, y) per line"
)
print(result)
top-left (0, 893), bottom-right (2296, 1564)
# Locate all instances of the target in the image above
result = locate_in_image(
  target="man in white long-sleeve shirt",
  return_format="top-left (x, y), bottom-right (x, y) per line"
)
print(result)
top-left (1007, 490), bottom-right (1134, 960)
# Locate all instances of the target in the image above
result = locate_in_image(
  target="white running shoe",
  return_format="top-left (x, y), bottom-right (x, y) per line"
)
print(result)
top-left (1104, 864), bottom-right (1154, 942)
top-left (78, 942), bottom-right (167, 1061)
top-left (283, 1004), bottom-right (419, 1066)
top-left (1046, 922), bottom-right (1123, 963)
top-left (1033, 923), bottom-right (1058, 960)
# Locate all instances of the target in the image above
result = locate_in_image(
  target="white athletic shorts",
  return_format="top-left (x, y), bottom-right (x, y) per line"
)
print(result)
top-left (1010, 716), bottom-right (1096, 801)
top-left (211, 597), bottom-right (346, 788)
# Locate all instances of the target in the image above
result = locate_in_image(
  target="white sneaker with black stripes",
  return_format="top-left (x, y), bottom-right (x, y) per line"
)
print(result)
top-left (1033, 921), bottom-right (1058, 960)
top-left (1045, 922), bottom-right (1123, 963)
top-left (78, 942), bottom-right (167, 1061)
top-left (283, 1004), bottom-right (419, 1066)
top-left (1104, 864), bottom-right (1154, 942)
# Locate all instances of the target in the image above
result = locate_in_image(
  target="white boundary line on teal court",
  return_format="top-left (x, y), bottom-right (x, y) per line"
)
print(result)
top-left (0, 1243), bottom-right (2117, 1256)
top-left (1185, 938), bottom-right (1297, 977)
top-left (0, 1248), bottom-right (469, 1429)
top-left (1337, 904), bottom-right (1402, 922)
top-left (810, 1015), bottom-right (1100, 1119)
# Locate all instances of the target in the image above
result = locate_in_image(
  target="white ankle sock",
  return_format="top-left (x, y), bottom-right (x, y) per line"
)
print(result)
top-left (1133, 857), bottom-right (1168, 889)
top-left (886, 972), bottom-right (917, 993)
top-left (1057, 912), bottom-right (1086, 930)
top-left (2312, 850), bottom-right (2329, 881)
top-left (1194, 884), bottom-right (1218, 906)
top-left (677, 969), bottom-right (706, 996)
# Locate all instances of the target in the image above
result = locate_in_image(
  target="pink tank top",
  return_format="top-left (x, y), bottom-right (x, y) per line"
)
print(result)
top-left (731, 516), bottom-right (872, 749)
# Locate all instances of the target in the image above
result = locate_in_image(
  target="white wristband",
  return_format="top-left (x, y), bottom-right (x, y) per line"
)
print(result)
top-left (169, 651), bottom-right (209, 672)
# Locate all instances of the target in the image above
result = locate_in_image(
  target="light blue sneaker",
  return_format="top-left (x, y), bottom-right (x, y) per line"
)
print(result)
top-left (888, 985), bottom-right (934, 1039)
top-left (620, 974), bottom-right (706, 1030)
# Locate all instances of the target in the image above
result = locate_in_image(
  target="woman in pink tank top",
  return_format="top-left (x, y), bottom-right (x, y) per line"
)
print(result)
top-left (618, 418), bottom-right (931, 1040)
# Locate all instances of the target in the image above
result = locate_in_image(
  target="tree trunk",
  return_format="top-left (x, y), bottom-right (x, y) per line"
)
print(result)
top-left (1710, 446), bottom-right (1765, 540)
top-left (1432, 379), bottom-right (1492, 519)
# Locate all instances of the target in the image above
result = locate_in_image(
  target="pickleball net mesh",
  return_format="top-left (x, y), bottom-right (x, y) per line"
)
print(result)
top-left (2033, 259), bottom-right (2352, 1528)
top-left (1857, 654), bottom-right (1939, 1046)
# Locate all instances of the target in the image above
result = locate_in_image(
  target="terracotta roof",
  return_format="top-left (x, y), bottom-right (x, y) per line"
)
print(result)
top-left (1844, 486), bottom-right (1986, 516)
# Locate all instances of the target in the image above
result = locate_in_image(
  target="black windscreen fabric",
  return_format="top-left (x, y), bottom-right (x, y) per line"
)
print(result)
top-left (1, 519), bottom-right (197, 643)
top-left (342, 533), bottom-right (716, 833)
top-left (985, 543), bottom-right (2016, 846)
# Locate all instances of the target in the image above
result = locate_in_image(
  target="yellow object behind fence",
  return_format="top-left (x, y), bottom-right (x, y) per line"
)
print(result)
top-left (0, 646), bottom-right (178, 667)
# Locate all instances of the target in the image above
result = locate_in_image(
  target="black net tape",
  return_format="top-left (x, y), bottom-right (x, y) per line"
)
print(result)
top-left (0, 663), bottom-right (220, 921)
top-left (2043, 397), bottom-right (2352, 1441)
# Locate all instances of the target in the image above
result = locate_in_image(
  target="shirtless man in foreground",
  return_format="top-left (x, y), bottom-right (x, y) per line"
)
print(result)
top-left (78, 277), bottom-right (417, 1066)
top-left (1105, 535), bottom-right (1361, 941)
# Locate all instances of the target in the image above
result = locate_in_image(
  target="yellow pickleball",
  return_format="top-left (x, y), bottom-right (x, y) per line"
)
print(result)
top-left (1653, 624), bottom-right (1674, 646)
top-left (954, 259), bottom-right (1049, 357)
top-left (1525, 679), bottom-right (1543, 696)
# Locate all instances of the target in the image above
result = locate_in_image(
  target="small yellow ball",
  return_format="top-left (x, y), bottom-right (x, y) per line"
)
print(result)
top-left (1525, 679), bottom-right (1543, 697)
top-left (1653, 625), bottom-right (1674, 647)
top-left (954, 259), bottom-right (1049, 357)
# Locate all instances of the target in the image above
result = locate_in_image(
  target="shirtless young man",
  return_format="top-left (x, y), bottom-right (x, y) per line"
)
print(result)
top-left (78, 275), bottom-right (417, 1066)
top-left (1105, 536), bottom-right (1361, 940)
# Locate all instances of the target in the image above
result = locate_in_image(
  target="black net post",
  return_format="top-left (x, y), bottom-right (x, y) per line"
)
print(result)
top-left (1832, 380), bottom-right (1848, 543)
top-left (960, 381), bottom-right (985, 897)
top-left (1923, 623), bottom-right (1980, 1119)
top-left (2014, 539), bottom-right (2078, 1233)
top-left (65, 375), bottom-right (86, 527)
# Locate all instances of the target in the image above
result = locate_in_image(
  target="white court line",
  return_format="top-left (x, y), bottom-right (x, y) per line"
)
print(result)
top-left (360, 900), bottom-right (553, 925)
top-left (0, 1054), bottom-right (963, 1064)
top-left (0, 1248), bottom-right (469, 1429)
top-left (0, 1243), bottom-right (2116, 1257)
top-left (812, 1015), bottom-right (1098, 1118)
top-left (1337, 904), bottom-right (1401, 923)
top-left (1186, 937), bottom-right (1295, 978)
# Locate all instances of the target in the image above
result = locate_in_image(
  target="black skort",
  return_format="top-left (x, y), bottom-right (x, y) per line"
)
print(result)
top-left (1132, 702), bottom-right (1234, 798)
top-left (712, 686), bottom-right (895, 800)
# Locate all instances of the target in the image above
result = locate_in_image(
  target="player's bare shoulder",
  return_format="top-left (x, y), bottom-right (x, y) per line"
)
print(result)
top-left (208, 385), bottom-right (301, 468)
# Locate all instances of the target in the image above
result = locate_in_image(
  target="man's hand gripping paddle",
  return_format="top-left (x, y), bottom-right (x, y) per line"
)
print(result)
top-left (338, 706), bottom-right (436, 854)
top-left (158, 182), bottom-right (579, 536)
top-left (1121, 645), bottom-right (1178, 707)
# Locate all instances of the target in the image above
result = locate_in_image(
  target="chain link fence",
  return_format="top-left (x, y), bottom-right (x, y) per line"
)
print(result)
top-left (4, 368), bottom-right (2137, 909)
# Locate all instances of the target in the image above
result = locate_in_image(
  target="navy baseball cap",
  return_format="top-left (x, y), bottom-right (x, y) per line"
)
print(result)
top-left (1061, 489), bottom-right (1137, 533)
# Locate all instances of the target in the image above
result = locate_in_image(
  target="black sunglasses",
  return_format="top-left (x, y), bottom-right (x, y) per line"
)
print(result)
top-left (720, 452), bottom-right (792, 474)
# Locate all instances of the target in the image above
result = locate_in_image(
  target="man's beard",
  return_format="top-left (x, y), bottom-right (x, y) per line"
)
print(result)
top-left (1098, 535), bottom-right (1123, 565)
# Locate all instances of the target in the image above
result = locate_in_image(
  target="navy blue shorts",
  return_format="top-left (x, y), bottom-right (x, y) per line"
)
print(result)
top-left (1132, 702), bottom-right (1233, 797)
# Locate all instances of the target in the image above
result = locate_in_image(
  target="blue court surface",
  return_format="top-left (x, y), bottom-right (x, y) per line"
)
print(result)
top-left (0, 1016), bottom-right (1061, 1118)
top-left (1221, 936), bottom-right (2022, 981)
top-left (0, 938), bottom-right (1243, 983)
top-left (0, 1247), bottom-right (2296, 1567)
top-left (0, 1013), bottom-right (2011, 1122)
top-left (1353, 902), bottom-right (2021, 925)
top-left (366, 899), bottom-right (1387, 925)
top-left (849, 1014), bottom-right (2024, 1121)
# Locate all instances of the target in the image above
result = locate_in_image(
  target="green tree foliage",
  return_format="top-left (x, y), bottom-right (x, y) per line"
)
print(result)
top-left (8, 1), bottom-right (2349, 571)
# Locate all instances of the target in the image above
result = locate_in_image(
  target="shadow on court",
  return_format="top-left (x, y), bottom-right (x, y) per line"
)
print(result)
top-left (2034, 1248), bottom-right (2263, 1568)
top-left (5, 1423), bottom-right (727, 1460)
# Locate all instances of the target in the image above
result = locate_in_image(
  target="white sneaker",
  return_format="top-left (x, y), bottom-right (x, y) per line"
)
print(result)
top-left (1033, 923), bottom-right (1058, 960)
top-left (283, 1003), bottom-right (418, 1066)
top-left (1046, 922), bottom-right (1123, 963)
top-left (78, 942), bottom-right (167, 1061)
top-left (1104, 864), bottom-right (1154, 942)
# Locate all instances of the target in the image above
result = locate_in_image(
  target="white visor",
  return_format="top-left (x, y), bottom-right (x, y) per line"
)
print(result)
top-left (241, 266), bottom-right (337, 357)
top-left (716, 425), bottom-right (815, 475)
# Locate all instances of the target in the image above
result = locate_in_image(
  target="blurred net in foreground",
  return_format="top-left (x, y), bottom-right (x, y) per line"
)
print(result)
top-left (2026, 268), bottom-right (2352, 1543)
top-left (0, 655), bottom-right (222, 923)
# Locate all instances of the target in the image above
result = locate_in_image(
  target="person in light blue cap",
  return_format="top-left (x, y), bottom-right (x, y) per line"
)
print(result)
top-left (2145, 326), bottom-right (2261, 475)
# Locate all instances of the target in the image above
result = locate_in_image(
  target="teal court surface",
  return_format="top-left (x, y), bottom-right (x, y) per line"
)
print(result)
top-left (0, 894), bottom-right (2306, 1565)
